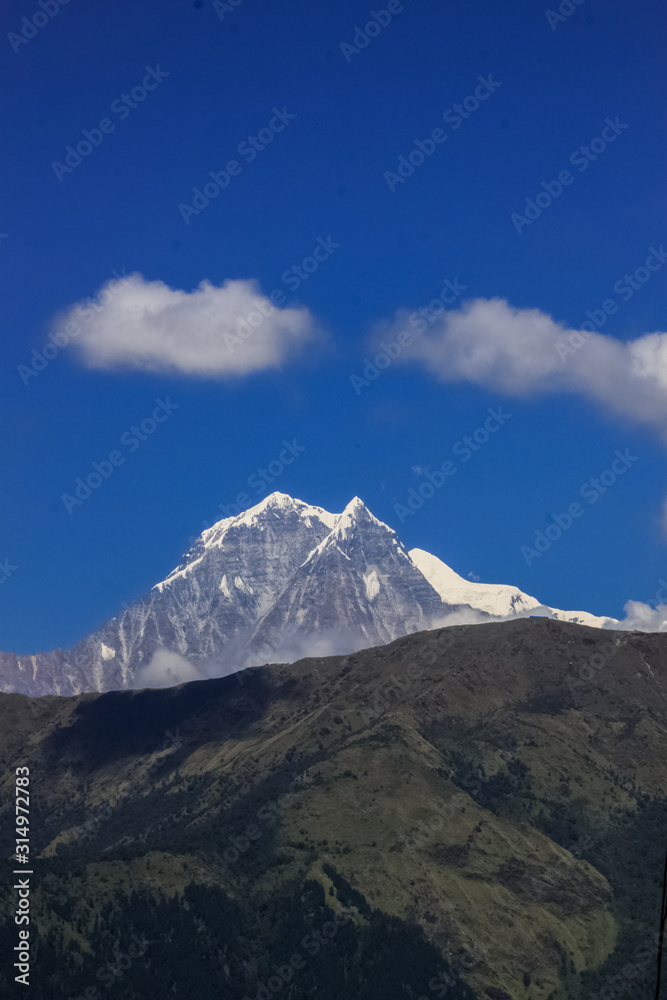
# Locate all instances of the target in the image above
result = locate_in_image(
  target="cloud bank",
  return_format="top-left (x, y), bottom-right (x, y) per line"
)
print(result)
top-left (433, 601), bottom-right (667, 633)
top-left (134, 627), bottom-right (376, 690)
top-left (56, 272), bottom-right (322, 377)
top-left (135, 649), bottom-right (202, 689)
top-left (135, 645), bottom-right (252, 689)
top-left (378, 297), bottom-right (667, 439)
top-left (616, 600), bottom-right (667, 632)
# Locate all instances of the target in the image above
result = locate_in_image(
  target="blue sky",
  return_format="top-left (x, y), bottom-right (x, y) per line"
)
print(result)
top-left (1, 0), bottom-right (666, 652)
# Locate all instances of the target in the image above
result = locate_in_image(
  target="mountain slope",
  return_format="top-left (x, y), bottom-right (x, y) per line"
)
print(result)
top-left (1, 618), bottom-right (667, 999)
top-left (0, 494), bottom-right (460, 698)
top-left (0, 493), bottom-right (628, 698)
top-left (247, 498), bottom-right (450, 661)
top-left (410, 546), bottom-right (543, 618)
top-left (0, 495), bottom-right (339, 696)
top-left (410, 547), bottom-right (618, 628)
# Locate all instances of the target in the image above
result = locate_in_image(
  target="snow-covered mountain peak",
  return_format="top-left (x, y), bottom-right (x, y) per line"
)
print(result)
top-left (332, 496), bottom-right (395, 538)
top-left (240, 491), bottom-right (310, 519)
top-left (213, 492), bottom-right (337, 532)
top-left (410, 547), bottom-right (542, 618)
top-left (182, 493), bottom-right (336, 558)
top-left (345, 496), bottom-right (367, 512)
top-left (0, 491), bottom-right (629, 697)
top-left (409, 548), bottom-right (619, 628)
top-left (152, 494), bottom-right (336, 595)
top-left (293, 500), bottom-right (373, 564)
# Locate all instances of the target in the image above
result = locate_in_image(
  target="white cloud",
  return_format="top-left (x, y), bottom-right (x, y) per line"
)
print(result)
top-left (247, 626), bottom-right (371, 667)
top-left (135, 649), bottom-right (202, 689)
top-left (379, 297), bottom-right (667, 439)
top-left (433, 600), bottom-right (667, 633)
top-left (431, 607), bottom-right (492, 628)
top-left (134, 645), bottom-right (254, 690)
top-left (616, 600), bottom-right (667, 632)
top-left (56, 272), bottom-right (322, 377)
top-left (133, 629), bottom-right (372, 691)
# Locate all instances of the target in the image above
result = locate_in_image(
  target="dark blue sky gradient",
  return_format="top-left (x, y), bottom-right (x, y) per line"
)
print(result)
top-left (0, 0), bottom-right (665, 651)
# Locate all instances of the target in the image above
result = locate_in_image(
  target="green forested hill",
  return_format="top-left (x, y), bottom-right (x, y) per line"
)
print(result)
top-left (1, 617), bottom-right (667, 999)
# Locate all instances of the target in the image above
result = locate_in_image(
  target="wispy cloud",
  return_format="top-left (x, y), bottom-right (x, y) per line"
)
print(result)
top-left (376, 296), bottom-right (667, 440)
top-left (135, 649), bottom-right (201, 688)
top-left (56, 272), bottom-right (323, 378)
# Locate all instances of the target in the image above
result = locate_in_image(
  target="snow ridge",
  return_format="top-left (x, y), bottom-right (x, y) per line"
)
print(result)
top-left (0, 491), bottom-right (626, 697)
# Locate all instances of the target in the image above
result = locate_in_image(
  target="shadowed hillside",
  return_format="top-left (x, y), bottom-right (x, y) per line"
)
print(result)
top-left (1, 617), bottom-right (667, 999)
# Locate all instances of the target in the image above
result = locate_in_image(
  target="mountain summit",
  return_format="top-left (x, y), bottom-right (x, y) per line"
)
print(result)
top-left (0, 492), bottom-right (618, 696)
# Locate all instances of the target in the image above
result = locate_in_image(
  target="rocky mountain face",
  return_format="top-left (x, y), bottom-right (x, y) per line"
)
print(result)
top-left (1, 618), bottom-right (666, 1000)
top-left (245, 497), bottom-right (449, 663)
top-left (0, 494), bottom-right (454, 696)
top-left (0, 492), bottom-right (621, 698)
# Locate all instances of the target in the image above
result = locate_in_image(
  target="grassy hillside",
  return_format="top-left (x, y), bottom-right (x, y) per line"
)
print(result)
top-left (1, 618), bottom-right (667, 999)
